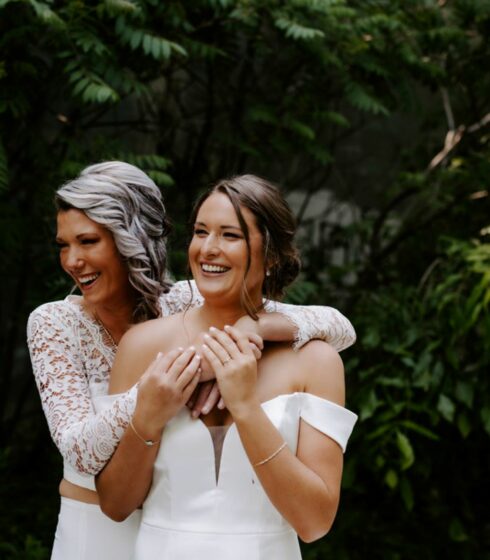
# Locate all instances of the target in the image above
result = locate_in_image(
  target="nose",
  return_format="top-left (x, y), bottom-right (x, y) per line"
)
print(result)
top-left (202, 233), bottom-right (221, 256)
top-left (63, 246), bottom-right (84, 271)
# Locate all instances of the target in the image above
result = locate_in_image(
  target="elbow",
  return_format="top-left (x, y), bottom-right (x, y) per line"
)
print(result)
top-left (297, 519), bottom-right (333, 544)
top-left (97, 484), bottom-right (134, 522)
top-left (98, 498), bottom-right (132, 523)
top-left (295, 496), bottom-right (338, 544)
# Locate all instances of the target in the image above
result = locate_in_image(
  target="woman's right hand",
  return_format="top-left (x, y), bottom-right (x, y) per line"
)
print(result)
top-left (132, 347), bottom-right (201, 441)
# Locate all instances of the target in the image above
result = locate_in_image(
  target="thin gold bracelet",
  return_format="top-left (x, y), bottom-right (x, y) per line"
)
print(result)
top-left (253, 441), bottom-right (287, 467)
top-left (129, 417), bottom-right (160, 447)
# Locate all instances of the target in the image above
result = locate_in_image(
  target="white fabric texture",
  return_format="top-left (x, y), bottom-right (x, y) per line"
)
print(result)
top-left (27, 280), bottom-right (356, 476)
top-left (51, 497), bottom-right (141, 560)
top-left (53, 389), bottom-right (139, 558)
top-left (134, 392), bottom-right (357, 560)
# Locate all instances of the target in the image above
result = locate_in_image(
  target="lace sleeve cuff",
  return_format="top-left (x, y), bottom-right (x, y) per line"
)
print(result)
top-left (263, 301), bottom-right (356, 352)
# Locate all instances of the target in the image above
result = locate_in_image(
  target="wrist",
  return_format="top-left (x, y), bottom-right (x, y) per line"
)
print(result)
top-left (256, 312), bottom-right (295, 343)
top-left (131, 409), bottom-right (165, 442)
top-left (229, 396), bottom-right (261, 425)
top-left (129, 416), bottom-right (161, 447)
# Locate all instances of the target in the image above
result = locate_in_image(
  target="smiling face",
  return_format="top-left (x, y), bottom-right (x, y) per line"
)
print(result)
top-left (56, 209), bottom-right (135, 310)
top-left (189, 192), bottom-right (265, 311)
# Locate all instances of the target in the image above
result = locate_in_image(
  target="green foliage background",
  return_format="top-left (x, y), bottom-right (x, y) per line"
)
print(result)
top-left (1, 0), bottom-right (489, 558)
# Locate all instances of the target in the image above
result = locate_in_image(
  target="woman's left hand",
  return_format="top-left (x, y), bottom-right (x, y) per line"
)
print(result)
top-left (202, 325), bottom-right (259, 417)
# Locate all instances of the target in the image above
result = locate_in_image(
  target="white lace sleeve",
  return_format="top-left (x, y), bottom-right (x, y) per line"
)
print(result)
top-left (27, 303), bottom-right (137, 476)
top-left (263, 301), bottom-right (356, 352)
top-left (163, 282), bottom-right (356, 351)
top-left (159, 280), bottom-right (203, 315)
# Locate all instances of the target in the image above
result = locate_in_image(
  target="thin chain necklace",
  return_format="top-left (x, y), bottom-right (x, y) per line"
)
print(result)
top-left (93, 311), bottom-right (118, 349)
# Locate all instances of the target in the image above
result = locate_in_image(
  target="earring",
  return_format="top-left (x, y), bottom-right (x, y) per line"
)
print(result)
top-left (266, 269), bottom-right (271, 277)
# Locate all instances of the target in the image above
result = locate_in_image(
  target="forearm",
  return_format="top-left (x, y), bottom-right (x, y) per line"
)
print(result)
top-left (256, 312), bottom-right (297, 342)
top-left (96, 417), bottom-right (161, 521)
top-left (60, 389), bottom-right (137, 474)
top-left (263, 301), bottom-right (356, 352)
top-left (233, 403), bottom-right (338, 542)
top-left (27, 307), bottom-right (138, 475)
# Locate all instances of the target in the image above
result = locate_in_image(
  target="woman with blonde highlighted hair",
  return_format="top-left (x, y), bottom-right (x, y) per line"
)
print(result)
top-left (28, 164), bottom-right (356, 559)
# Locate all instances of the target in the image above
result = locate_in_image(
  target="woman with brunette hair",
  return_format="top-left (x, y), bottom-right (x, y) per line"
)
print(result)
top-left (27, 164), bottom-right (356, 560)
top-left (97, 174), bottom-right (357, 559)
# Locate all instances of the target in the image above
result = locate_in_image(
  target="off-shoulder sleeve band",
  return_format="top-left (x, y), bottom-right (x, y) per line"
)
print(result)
top-left (299, 393), bottom-right (357, 452)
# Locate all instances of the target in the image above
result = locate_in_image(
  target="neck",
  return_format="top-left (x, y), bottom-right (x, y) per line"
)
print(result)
top-left (87, 297), bottom-right (136, 341)
top-left (197, 299), bottom-right (260, 329)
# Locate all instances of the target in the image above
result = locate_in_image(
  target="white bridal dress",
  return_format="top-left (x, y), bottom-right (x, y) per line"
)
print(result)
top-left (133, 392), bottom-right (357, 560)
top-left (28, 283), bottom-right (356, 560)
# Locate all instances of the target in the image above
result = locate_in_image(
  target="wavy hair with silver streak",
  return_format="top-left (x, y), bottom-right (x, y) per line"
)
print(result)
top-left (55, 161), bottom-right (172, 322)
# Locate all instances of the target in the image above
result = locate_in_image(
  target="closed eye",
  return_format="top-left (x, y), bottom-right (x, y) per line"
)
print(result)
top-left (193, 228), bottom-right (208, 236)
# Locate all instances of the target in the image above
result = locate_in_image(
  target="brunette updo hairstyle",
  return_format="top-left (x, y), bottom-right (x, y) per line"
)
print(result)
top-left (190, 174), bottom-right (300, 318)
top-left (55, 161), bottom-right (171, 322)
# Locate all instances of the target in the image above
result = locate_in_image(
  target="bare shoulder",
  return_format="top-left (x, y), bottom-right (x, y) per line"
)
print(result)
top-left (123, 313), bottom-right (185, 353)
top-left (297, 340), bottom-right (345, 406)
top-left (109, 313), bottom-right (185, 393)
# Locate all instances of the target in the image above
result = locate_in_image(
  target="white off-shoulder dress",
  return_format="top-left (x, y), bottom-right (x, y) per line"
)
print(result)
top-left (132, 393), bottom-right (357, 560)
top-left (27, 281), bottom-right (356, 560)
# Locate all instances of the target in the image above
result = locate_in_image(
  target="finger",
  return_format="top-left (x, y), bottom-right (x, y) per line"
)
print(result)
top-left (190, 381), bottom-right (215, 417)
top-left (203, 332), bottom-right (234, 365)
top-left (250, 343), bottom-right (262, 361)
top-left (247, 332), bottom-right (264, 350)
top-left (176, 354), bottom-right (201, 391)
top-left (186, 383), bottom-right (200, 410)
top-left (146, 348), bottom-right (183, 377)
top-left (217, 396), bottom-right (225, 410)
top-left (201, 383), bottom-right (221, 415)
top-left (209, 326), bottom-right (242, 360)
top-left (201, 343), bottom-right (225, 375)
top-left (182, 371), bottom-right (202, 403)
top-left (223, 325), bottom-right (255, 356)
top-left (167, 346), bottom-right (196, 380)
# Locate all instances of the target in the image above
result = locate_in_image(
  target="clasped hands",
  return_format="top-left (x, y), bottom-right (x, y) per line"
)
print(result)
top-left (133, 320), bottom-right (262, 440)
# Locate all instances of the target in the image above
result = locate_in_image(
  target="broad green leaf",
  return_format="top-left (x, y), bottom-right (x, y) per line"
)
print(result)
top-left (105, 0), bottom-right (139, 14)
top-left (437, 394), bottom-right (455, 423)
top-left (455, 381), bottom-right (474, 408)
top-left (400, 476), bottom-right (414, 511)
top-left (456, 412), bottom-right (472, 438)
top-left (399, 421), bottom-right (439, 441)
top-left (360, 389), bottom-right (381, 421)
top-left (385, 469), bottom-right (398, 489)
top-left (396, 431), bottom-right (415, 470)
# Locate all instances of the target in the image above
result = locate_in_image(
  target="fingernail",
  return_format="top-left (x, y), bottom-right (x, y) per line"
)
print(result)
top-left (198, 367), bottom-right (202, 373)
top-left (157, 352), bottom-right (162, 359)
top-left (194, 354), bottom-right (201, 361)
top-left (203, 334), bottom-right (210, 340)
top-left (209, 326), bottom-right (216, 332)
top-left (178, 347), bottom-right (184, 352)
top-left (192, 410), bottom-right (199, 418)
top-left (224, 325), bottom-right (231, 330)
top-left (189, 346), bottom-right (195, 351)
top-left (202, 406), bottom-right (210, 414)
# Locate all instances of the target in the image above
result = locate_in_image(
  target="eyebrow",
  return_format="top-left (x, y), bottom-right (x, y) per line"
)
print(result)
top-left (55, 231), bottom-right (99, 242)
top-left (194, 221), bottom-right (242, 231)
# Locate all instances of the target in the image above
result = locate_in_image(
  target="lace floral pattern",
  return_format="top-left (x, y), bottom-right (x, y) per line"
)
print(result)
top-left (27, 281), bottom-right (355, 476)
